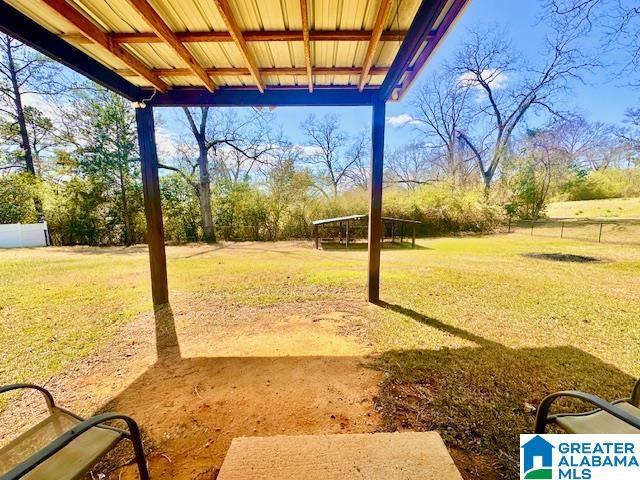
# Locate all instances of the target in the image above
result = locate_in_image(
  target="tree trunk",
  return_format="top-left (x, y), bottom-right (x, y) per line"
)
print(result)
top-left (118, 164), bottom-right (133, 246)
top-left (7, 39), bottom-right (44, 221)
top-left (482, 171), bottom-right (492, 197)
top-left (197, 145), bottom-right (216, 242)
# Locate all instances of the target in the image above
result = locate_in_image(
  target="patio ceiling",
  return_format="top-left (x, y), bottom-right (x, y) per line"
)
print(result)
top-left (1, 0), bottom-right (470, 104)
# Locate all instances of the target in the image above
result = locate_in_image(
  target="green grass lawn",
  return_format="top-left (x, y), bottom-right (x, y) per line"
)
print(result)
top-left (547, 197), bottom-right (640, 218)
top-left (1, 236), bottom-right (639, 478)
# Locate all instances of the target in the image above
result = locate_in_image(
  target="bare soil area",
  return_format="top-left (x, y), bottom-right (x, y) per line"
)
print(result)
top-left (0, 296), bottom-right (381, 479)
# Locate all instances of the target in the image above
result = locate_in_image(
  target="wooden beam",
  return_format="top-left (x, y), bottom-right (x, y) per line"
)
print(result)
top-left (136, 106), bottom-right (168, 306)
top-left (368, 99), bottom-right (385, 303)
top-left (62, 30), bottom-right (407, 44)
top-left (0, 1), bottom-right (143, 101)
top-left (125, 0), bottom-right (215, 91)
top-left (40, 0), bottom-right (168, 92)
top-left (358, 0), bottom-right (394, 91)
top-left (117, 66), bottom-right (389, 77)
top-left (212, 0), bottom-right (264, 92)
top-left (300, 0), bottom-right (313, 92)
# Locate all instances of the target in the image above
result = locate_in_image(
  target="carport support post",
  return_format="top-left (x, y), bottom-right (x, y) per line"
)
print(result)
top-left (367, 99), bottom-right (385, 303)
top-left (345, 220), bottom-right (349, 249)
top-left (136, 106), bottom-right (168, 306)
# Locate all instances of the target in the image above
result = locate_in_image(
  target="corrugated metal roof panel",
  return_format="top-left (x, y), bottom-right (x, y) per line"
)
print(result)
top-left (5, 0), bottom-right (462, 92)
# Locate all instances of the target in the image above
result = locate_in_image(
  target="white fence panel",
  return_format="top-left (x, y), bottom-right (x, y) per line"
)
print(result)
top-left (0, 222), bottom-right (49, 248)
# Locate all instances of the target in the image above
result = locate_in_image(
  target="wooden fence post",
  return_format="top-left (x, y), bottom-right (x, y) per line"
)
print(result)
top-left (313, 224), bottom-right (319, 249)
top-left (412, 225), bottom-right (416, 248)
top-left (560, 222), bottom-right (564, 239)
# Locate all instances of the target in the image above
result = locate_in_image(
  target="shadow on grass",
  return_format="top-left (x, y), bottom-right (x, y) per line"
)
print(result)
top-left (42, 245), bottom-right (151, 256)
top-left (97, 300), bottom-right (635, 480)
top-left (372, 301), bottom-right (636, 479)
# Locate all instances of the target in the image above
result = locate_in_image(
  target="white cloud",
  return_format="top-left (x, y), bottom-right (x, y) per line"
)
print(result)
top-left (386, 113), bottom-right (420, 127)
top-left (297, 144), bottom-right (323, 156)
top-left (458, 69), bottom-right (508, 90)
top-left (22, 92), bottom-right (64, 123)
top-left (154, 126), bottom-right (181, 158)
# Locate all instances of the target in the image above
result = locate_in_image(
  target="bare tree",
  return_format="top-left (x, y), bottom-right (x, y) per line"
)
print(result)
top-left (385, 143), bottom-right (439, 189)
top-left (300, 114), bottom-right (362, 197)
top-left (159, 107), bottom-right (279, 242)
top-left (343, 129), bottom-right (370, 191)
top-left (547, 114), bottom-right (620, 170)
top-left (619, 108), bottom-right (640, 165)
top-left (0, 34), bottom-right (61, 220)
top-left (544, 0), bottom-right (640, 85)
top-left (452, 26), bottom-right (592, 192)
top-left (411, 71), bottom-right (475, 184)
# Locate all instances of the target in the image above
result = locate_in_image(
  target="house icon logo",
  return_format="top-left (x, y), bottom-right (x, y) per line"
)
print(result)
top-left (520, 435), bottom-right (554, 479)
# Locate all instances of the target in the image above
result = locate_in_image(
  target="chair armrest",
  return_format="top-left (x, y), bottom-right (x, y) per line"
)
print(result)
top-left (0, 384), bottom-right (55, 412)
top-left (535, 390), bottom-right (640, 433)
top-left (2, 412), bottom-right (145, 480)
top-left (632, 379), bottom-right (640, 407)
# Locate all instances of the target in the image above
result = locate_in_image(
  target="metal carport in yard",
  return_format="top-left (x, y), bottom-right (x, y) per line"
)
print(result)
top-left (0, 0), bottom-right (469, 304)
top-left (312, 215), bottom-right (421, 248)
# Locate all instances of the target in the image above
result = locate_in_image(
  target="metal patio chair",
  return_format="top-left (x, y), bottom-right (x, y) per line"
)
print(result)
top-left (0, 384), bottom-right (149, 480)
top-left (535, 378), bottom-right (640, 434)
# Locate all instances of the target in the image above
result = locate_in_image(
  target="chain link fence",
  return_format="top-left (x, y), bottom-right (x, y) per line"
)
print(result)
top-left (508, 218), bottom-right (640, 245)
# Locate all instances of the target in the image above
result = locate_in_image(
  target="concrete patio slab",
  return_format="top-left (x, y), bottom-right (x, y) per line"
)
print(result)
top-left (217, 431), bottom-right (463, 480)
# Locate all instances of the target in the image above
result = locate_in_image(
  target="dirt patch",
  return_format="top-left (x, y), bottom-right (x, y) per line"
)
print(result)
top-left (0, 296), bottom-right (382, 480)
top-left (522, 252), bottom-right (601, 263)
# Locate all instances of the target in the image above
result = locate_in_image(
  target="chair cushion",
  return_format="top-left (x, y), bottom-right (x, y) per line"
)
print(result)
top-left (556, 402), bottom-right (640, 434)
top-left (0, 408), bottom-right (123, 480)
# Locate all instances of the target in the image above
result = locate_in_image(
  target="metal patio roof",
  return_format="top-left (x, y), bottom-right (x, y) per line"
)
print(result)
top-left (1, 0), bottom-right (470, 105)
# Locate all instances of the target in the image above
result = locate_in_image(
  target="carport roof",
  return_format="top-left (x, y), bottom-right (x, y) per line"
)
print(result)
top-left (0, 0), bottom-right (470, 105)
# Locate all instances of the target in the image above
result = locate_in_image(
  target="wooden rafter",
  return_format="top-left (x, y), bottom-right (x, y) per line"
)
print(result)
top-left (212, 0), bottom-right (264, 93)
top-left (40, 0), bottom-right (167, 92)
top-left (358, 0), bottom-right (394, 91)
top-left (116, 66), bottom-right (391, 77)
top-left (62, 30), bottom-right (407, 44)
top-left (300, 0), bottom-right (313, 92)
top-left (125, 0), bottom-right (215, 92)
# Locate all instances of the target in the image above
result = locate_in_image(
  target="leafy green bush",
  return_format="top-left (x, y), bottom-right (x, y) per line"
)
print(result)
top-left (392, 184), bottom-right (505, 235)
top-left (560, 168), bottom-right (640, 200)
top-left (0, 173), bottom-right (40, 224)
top-left (161, 174), bottom-right (201, 243)
top-left (213, 181), bottom-right (269, 240)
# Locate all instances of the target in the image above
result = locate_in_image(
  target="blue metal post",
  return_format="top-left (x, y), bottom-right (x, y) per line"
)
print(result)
top-left (368, 99), bottom-right (385, 302)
